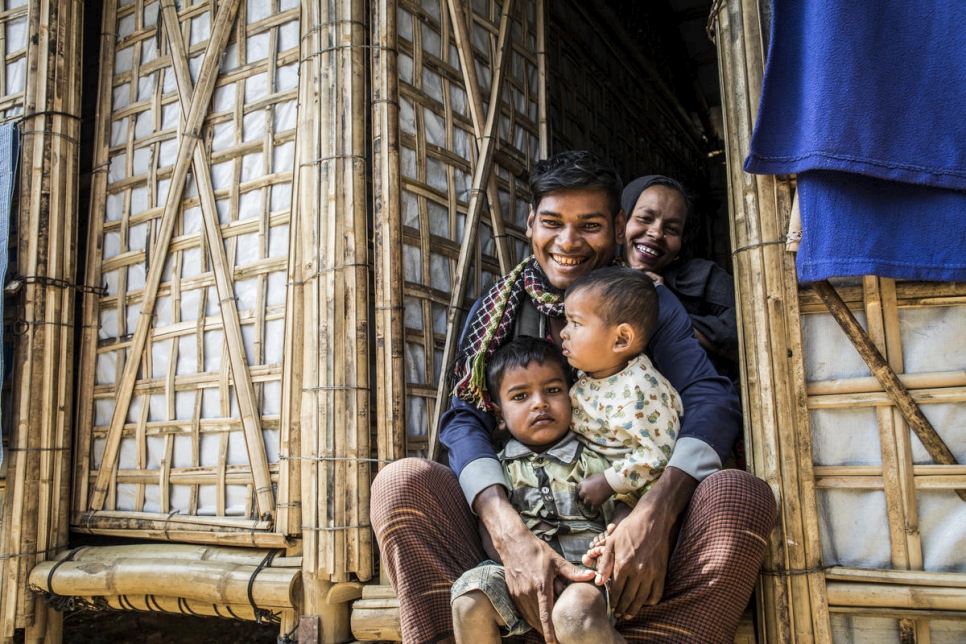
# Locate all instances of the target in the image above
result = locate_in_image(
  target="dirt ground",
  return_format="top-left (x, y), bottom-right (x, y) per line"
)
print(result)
top-left (14, 609), bottom-right (281, 643)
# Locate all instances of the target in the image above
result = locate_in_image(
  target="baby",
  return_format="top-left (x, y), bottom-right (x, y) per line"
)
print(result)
top-left (560, 266), bottom-right (682, 512)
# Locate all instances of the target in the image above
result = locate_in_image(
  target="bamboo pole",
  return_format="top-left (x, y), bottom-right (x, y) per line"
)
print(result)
top-left (429, 0), bottom-right (517, 460)
top-left (372, 0), bottom-right (407, 466)
top-left (29, 559), bottom-right (301, 610)
top-left (0, 0), bottom-right (83, 641)
top-left (297, 4), bottom-right (370, 638)
top-left (714, 0), bottom-right (831, 641)
top-left (811, 280), bottom-right (966, 502)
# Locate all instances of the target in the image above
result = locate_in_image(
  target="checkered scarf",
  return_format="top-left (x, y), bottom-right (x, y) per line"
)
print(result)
top-left (451, 256), bottom-right (564, 410)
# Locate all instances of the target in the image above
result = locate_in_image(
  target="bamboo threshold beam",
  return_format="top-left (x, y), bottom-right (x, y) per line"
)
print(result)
top-left (811, 280), bottom-right (966, 501)
top-left (159, 0), bottom-right (274, 521)
top-left (45, 544), bottom-right (300, 568)
top-left (29, 558), bottom-right (301, 610)
top-left (430, 0), bottom-right (517, 460)
top-left (89, 0), bottom-right (245, 513)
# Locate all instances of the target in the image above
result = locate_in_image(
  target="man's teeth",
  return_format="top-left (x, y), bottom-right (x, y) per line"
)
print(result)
top-left (552, 254), bottom-right (584, 266)
top-left (636, 244), bottom-right (659, 257)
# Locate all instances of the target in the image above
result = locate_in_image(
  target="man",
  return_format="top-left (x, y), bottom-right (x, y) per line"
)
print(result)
top-left (372, 151), bottom-right (776, 644)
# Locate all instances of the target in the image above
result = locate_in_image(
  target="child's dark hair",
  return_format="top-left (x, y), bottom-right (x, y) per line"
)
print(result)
top-left (485, 337), bottom-right (569, 403)
top-left (566, 267), bottom-right (660, 344)
top-left (528, 150), bottom-right (623, 219)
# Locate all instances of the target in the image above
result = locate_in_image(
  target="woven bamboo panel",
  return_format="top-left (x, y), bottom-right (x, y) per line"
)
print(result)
top-left (385, 0), bottom-right (542, 457)
top-left (74, 0), bottom-right (300, 539)
top-left (546, 0), bottom-right (706, 185)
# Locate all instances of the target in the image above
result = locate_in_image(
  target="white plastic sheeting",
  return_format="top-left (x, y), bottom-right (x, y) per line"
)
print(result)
top-left (804, 304), bottom-right (966, 574)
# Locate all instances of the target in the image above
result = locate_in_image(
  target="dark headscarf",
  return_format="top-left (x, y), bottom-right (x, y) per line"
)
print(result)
top-left (620, 174), bottom-right (691, 218)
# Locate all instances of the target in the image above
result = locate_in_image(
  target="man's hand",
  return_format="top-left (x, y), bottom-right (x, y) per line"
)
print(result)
top-left (474, 485), bottom-right (595, 644)
top-left (578, 472), bottom-right (615, 512)
top-left (590, 467), bottom-right (698, 619)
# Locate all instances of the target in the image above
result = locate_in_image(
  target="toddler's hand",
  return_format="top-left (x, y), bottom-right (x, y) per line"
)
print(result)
top-left (578, 473), bottom-right (615, 512)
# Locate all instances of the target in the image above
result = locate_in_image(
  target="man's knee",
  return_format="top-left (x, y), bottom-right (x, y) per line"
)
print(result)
top-left (694, 469), bottom-right (777, 534)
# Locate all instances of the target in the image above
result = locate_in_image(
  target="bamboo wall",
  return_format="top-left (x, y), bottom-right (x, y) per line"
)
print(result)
top-left (74, 0), bottom-right (300, 547)
top-left (714, 1), bottom-right (966, 642)
top-left (375, 0), bottom-right (545, 460)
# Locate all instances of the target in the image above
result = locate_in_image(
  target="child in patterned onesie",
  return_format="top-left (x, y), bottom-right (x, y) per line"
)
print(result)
top-left (560, 266), bottom-right (683, 513)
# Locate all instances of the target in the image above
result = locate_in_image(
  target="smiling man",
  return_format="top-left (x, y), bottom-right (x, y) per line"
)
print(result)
top-left (371, 151), bottom-right (777, 644)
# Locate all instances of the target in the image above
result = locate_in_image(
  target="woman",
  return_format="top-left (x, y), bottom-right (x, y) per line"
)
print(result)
top-left (621, 175), bottom-right (739, 383)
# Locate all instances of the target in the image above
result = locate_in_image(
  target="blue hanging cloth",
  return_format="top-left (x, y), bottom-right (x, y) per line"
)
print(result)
top-left (744, 0), bottom-right (966, 282)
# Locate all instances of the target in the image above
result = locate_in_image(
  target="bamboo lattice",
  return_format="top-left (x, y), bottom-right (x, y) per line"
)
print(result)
top-left (74, 0), bottom-right (302, 543)
top-left (376, 0), bottom-right (543, 460)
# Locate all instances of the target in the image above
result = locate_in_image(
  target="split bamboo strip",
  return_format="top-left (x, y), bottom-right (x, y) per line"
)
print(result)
top-left (430, 0), bottom-right (516, 459)
top-left (372, 0), bottom-right (407, 467)
top-left (71, 0), bottom-right (117, 543)
top-left (826, 567), bottom-right (966, 588)
top-left (0, 0), bottom-right (83, 641)
top-left (29, 558), bottom-right (300, 610)
top-left (806, 370), bottom-right (966, 396)
top-left (826, 582), bottom-right (966, 612)
top-left (812, 279), bottom-right (966, 501)
top-left (444, 0), bottom-right (511, 275)
top-left (536, 0), bottom-right (548, 159)
top-left (69, 527), bottom-right (291, 549)
top-left (298, 0), bottom-right (372, 588)
top-left (715, 0), bottom-right (831, 641)
top-left (88, 0), bottom-right (245, 513)
top-left (158, 0), bottom-right (274, 521)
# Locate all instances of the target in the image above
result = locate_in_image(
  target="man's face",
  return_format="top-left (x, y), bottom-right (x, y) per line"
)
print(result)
top-left (493, 360), bottom-right (572, 452)
top-left (623, 185), bottom-right (686, 274)
top-left (526, 189), bottom-right (625, 290)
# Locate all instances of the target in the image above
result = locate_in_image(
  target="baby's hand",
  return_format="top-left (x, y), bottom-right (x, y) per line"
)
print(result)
top-left (578, 473), bottom-right (615, 512)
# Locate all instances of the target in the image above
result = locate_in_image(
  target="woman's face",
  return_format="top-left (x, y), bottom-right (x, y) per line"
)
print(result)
top-left (623, 185), bottom-right (686, 274)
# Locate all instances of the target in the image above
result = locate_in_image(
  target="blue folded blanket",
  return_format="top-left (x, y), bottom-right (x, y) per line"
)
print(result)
top-left (745, 0), bottom-right (966, 282)
top-left (796, 171), bottom-right (966, 283)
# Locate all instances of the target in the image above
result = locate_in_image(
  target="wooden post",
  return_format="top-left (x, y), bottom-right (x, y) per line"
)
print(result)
top-left (713, 0), bottom-right (831, 642)
top-left (0, 1), bottom-right (83, 642)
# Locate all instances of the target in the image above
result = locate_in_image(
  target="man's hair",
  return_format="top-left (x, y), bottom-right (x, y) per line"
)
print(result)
top-left (528, 150), bottom-right (623, 218)
top-left (566, 267), bottom-right (660, 344)
top-left (486, 336), bottom-right (569, 403)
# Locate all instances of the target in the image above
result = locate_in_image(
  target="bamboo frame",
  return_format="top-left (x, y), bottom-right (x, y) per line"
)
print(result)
top-left (0, 1), bottom-right (83, 642)
top-left (714, 1), bottom-right (831, 642)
